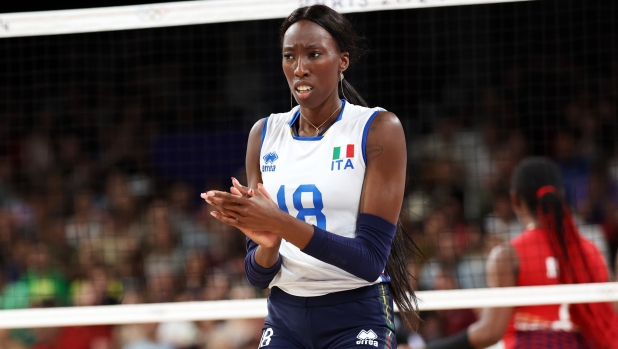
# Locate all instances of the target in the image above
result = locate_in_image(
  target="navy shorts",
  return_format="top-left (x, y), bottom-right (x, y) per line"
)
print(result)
top-left (258, 284), bottom-right (396, 349)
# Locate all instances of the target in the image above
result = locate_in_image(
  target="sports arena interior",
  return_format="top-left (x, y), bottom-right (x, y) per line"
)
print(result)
top-left (0, 0), bottom-right (616, 348)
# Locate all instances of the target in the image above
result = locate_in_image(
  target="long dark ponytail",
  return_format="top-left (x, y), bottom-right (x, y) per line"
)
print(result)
top-left (281, 5), bottom-right (421, 330)
top-left (512, 157), bottom-right (618, 348)
top-left (386, 221), bottom-right (423, 330)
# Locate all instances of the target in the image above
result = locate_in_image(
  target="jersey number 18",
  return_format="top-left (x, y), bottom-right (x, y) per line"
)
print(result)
top-left (277, 184), bottom-right (326, 230)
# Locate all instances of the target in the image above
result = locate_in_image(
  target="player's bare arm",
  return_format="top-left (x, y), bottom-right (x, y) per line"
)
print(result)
top-left (360, 111), bottom-right (407, 225)
top-left (467, 243), bottom-right (518, 348)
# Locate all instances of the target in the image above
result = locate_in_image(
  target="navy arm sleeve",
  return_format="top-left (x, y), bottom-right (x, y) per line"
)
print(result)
top-left (301, 213), bottom-right (396, 282)
top-left (244, 238), bottom-right (282, 289)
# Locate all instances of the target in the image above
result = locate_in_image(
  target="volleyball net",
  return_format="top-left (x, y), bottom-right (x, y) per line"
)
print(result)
top-left (1, 283), bottom-right (618, 329)
top-left (1, 0), bottom-right (617, 348)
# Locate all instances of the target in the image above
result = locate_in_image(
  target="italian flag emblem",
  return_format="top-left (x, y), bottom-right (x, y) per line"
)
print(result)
top-left (333, 144), bottom-right (355, 160)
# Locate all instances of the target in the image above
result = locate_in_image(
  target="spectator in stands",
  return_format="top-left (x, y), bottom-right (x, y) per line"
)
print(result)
top-left (168, 182), bottom-right (211, 252)
top-left (420, 231), bottom-right (458, 291)
top-left (145, 264), bottom-right (177, 304)
top-left (203, 269), bottom-right (231, 301)
top-left (100, 170), bottom-right (139, 234)
top-left (90, 211), bottom-right (141, 281)
top-left (177, 250), bottom-right (209, 301)
top-left (70, 264), bottom-right (121, 307)
top-left (457, 222), bottom-right (488, 289)
top-left (40, 216), bottom-right (76, 280)
top-left (19, 242), bottom-right (69, 307)
top-left (142, 200), bottom-right (185, 279)
top-left (553, 127), bottom-right (592, 209)
top-left (576, 159), bottom-right (618, 263)
top-left (484, 190), bottom-right (523, 242)
top-left (65, 188), bottom-right (102, 248)
top-left (156, 321), bottom-right (200, 349)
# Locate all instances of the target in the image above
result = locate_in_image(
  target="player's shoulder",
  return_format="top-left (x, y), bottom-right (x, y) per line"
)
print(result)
top-left (341, 101), bottom-right (400, 126)
top-left (343, 101), bottom-right (385, 118)
top-left (362, 107), bottom-right (403, 141)
top-left (486, 241), bottom-right (519, 287)
top-left (511, 227), bottom-right (541, 246)
top-left (489, 241), bottom-right (518, 263)
top-left (270, 107), bottom-right (298, 121)
top-left (262, 107), bottom-right (299, 129)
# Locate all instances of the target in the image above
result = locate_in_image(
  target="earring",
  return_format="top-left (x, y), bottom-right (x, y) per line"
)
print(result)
top-left (290, 91), bottom-right (293, 109)
top-left (340, 73), bottom-right (348, 100)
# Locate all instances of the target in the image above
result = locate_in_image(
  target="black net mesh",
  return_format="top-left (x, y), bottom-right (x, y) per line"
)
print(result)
top-left (0, 0), bottom-right (616, 347)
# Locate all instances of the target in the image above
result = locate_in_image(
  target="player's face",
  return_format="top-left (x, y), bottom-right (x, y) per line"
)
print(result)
top-left (282, 20), bottom-right (349, 109)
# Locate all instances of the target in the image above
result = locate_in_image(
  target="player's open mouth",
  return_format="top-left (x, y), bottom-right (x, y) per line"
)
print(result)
top-left (295, 86), bottom-right (313, 99)
top-left (296, 86), bottom-right (313, 93)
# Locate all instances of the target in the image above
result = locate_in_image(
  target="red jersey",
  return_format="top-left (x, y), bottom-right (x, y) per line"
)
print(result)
top-left (503, 228), bottom-right (609, 349)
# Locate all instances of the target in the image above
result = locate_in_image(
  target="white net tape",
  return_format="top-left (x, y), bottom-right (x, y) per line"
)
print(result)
top-left (0, 0), bottom-right (534, 38)
top-left (1, 282), bottom-right (617, 329)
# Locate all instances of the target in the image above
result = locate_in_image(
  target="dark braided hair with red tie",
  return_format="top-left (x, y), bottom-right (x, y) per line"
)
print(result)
top-left (512, 157), bottom-right (618, 349)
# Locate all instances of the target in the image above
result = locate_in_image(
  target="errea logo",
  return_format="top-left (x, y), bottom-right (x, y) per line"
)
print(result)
top-left (262, 152), bottom-right (278, 172)
top-left (356, 329), bottom-right (378, 347)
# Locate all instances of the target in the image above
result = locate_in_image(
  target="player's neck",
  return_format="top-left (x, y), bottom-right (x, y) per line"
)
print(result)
top-left (520, 215), bottom-right (539, 230)
top-left (298, 95), bottom-right (342, 135)
top-left (514, 202), bottom-right (539, 230)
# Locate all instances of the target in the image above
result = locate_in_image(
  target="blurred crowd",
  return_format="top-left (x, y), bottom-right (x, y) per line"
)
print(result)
top-left (0, 22), bottom-right (617, 349)
top-left (0, 84), bottom-right (264, 347)
top-left (397, 58), bottom-right (618, 347)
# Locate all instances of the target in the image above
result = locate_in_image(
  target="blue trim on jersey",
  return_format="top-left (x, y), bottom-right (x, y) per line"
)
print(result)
top-left (292, 134), bottom-right (324, 141)
top-left (362, 110), bottom-right (383, 164)
top-left (288, 100), bottom-right (347, 141)
top-left (287, 108), bottom-right (300, 127)
top-left (260, 117), bottom-right (269, 151)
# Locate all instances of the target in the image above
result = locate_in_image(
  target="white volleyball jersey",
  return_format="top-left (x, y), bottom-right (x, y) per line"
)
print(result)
top-left (259, 100), bottom-right (387, 297)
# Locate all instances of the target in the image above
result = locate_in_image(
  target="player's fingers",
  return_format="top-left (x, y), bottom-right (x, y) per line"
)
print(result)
top-left (210, 211), bottom-right (241, 227)
top-left (219, 211), bottom-right (235, 218)
top-left (202, 194), bottom-right (237, 211)
top-left (232, 177), bottom-right (250, 195)
top-left (230, 187), bottom-right (242, 196)
top-left (207, 197), bottom-right (246, 217)
top-left (217, 205), bottom-right (245, 219)
top-left (201, 191), bottom-right (242, 204)
top-left (221, 200), bottom-right (248, 214)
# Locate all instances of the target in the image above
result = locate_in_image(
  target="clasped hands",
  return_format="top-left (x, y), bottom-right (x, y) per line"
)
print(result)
top-left (201, 178), bottom-right (281, 248)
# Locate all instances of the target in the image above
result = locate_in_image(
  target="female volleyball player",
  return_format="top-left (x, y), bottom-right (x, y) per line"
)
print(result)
top-left (201, 5), bottom-right (419, 348)
top-left (428, 157), bottom-right (618, 349)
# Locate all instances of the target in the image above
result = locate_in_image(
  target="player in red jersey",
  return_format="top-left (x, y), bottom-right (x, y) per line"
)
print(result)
top-left (428, 157), bottom-right (618, 349)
